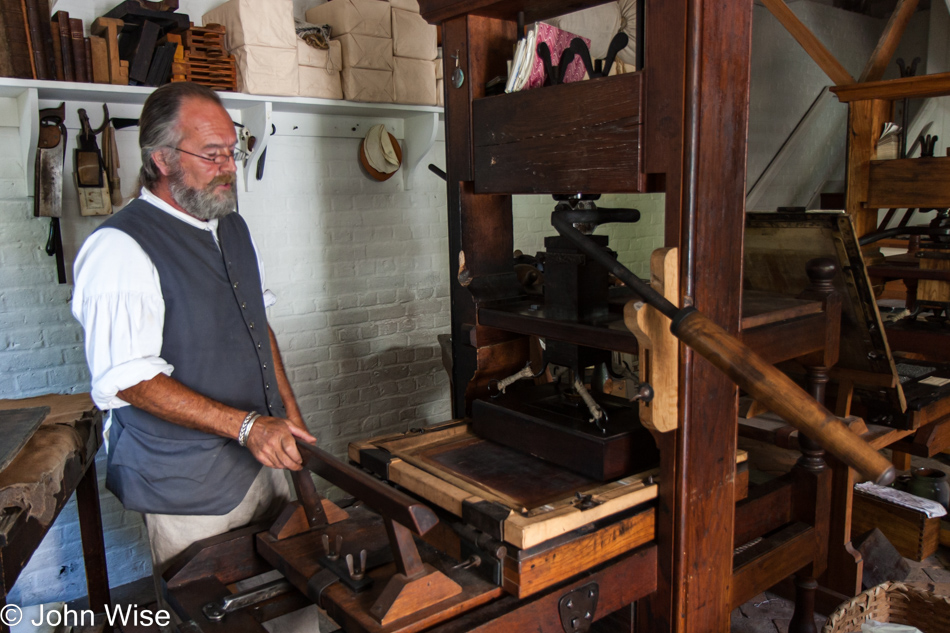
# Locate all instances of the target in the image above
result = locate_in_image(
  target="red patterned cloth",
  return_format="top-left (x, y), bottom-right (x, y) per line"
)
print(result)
top-left (526, 22), bottom-right (590, 90)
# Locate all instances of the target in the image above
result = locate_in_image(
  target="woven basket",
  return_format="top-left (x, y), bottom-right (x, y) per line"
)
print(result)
top-left (822, 582), bottom-right (950, 633)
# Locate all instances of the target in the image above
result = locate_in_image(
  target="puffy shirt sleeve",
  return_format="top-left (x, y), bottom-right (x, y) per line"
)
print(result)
top-left (71, 228), bottom-right (175, 410)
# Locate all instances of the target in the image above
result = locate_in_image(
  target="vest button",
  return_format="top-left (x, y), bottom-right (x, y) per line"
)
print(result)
top-left (257, 342), bottom-right (262, 349)
top-left (242, 302), bottom-right (247, 309)
top-left (233, 281), bottom-right (239, 288)
top-left (249, 322), bottom-right (255, 329)
top-left (263, 363), bottom-right (267, 369)
top-left (265, 383), bottom-right (270, 390)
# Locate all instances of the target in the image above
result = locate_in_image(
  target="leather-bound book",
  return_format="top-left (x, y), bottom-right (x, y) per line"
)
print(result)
top-left (69, 17), bottom-right (86, 82)
top-left (52, 10), bottom-right (72, 80)
top-left (84, 37), bottom-right (92, 82)
top-left (49, 19), bottom-right (64, 80)
top-left (23, 0), bottom-right (51, 79)
top-left (1, 0), bottom-right (36, 77)
top-left (22, 0), bottom-right (49, 78)
top-left (0, 9), bottom-right (14, 77)
top-left (36, 0), bottom-right (57, 78)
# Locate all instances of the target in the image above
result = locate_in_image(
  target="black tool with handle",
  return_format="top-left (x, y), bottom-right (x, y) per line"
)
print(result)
top-left (571, 32), bottom-right (629, 79)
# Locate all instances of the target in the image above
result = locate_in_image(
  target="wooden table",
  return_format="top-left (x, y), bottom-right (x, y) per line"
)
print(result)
top-left (0, 394), bottom-right (109, 631)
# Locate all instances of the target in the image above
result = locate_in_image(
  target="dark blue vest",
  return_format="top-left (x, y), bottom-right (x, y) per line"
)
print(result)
top-left (98, 199), bottom-right (285, 515)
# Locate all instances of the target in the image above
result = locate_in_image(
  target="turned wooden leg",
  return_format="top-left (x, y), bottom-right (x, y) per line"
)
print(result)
top-left (789, 575), bottom-right (818, 633)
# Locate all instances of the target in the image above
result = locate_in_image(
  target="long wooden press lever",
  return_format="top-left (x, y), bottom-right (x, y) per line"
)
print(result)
top-left (551, 206), bottom-right (897, 486)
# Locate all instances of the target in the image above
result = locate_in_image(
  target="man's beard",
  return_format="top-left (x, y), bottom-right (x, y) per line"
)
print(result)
top-left (167, 163), bottom-right (237, 221)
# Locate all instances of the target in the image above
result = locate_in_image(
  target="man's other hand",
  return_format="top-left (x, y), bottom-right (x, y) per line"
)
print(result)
top-left (245, 417), bottom-right (317, 471)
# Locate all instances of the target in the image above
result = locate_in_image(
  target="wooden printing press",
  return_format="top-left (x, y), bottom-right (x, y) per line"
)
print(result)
top-left (162, 2), bottom-right (901, 632)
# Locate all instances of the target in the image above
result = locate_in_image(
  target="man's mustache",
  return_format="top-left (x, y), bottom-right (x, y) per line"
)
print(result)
top-left (208, 174), bottom-right (235, 187)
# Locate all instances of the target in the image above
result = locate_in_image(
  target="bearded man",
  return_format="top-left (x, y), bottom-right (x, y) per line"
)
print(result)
top-left (72, 82), bottom-right (316, 593)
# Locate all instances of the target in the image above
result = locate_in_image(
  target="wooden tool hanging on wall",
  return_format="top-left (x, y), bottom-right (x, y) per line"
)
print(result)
top-left (100, 109), bottom-right (123, 206)
top-left (75, 106), bottom-right (113, 217)
top-left (33, 103), bottom-right (67, 284)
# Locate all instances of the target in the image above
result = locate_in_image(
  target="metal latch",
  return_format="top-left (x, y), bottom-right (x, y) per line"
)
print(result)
top-left (559, 582), bottom-right (599, 632)
top-left (202, 578), bottom-right (293, 622)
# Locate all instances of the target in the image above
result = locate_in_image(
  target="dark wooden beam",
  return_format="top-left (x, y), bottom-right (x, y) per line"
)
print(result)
top-left (845, 98), bottom-right (893, 238)
top-left (859, 0), bottom-right (920, 83)
top-left (669, 0), bottom-right (756, 629)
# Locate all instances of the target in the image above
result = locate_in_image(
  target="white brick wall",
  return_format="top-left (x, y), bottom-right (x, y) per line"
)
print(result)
top-left (238, 135), bottom-right (455, 456)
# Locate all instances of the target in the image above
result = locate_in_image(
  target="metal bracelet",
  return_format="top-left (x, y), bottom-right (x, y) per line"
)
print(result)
top-left (238, 411), bottom-right (261, 447)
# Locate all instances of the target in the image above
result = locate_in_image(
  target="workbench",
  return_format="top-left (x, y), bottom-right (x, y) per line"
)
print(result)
top-left (0, 394), bottom-right (110, 632)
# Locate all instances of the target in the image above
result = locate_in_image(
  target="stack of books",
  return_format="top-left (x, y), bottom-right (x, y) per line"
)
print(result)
top-left (0, 2), bottom-right (112, 83)
top-left (1, 1), bottom-right (193, 88)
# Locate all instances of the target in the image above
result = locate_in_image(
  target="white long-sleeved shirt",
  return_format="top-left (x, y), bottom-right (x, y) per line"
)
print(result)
top-left (72, 189), bottom-right (276, 418)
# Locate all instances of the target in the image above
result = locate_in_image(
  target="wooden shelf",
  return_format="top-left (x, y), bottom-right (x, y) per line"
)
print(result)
top-left (831, 71), bottom-right (950, 103)
top-left (866, 157), bottom-right (950, 209)
top-left (0, 77), bottom-right (443, 117)
top-left (0, 77), bottom-right (443, 193)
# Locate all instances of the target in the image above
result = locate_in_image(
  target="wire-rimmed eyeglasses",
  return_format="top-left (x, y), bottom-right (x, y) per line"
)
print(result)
top-left (170, 146), bottom-right (248, 165)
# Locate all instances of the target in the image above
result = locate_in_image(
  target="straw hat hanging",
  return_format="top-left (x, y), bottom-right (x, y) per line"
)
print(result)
top-left (359, 124), bottom-right (402, 181)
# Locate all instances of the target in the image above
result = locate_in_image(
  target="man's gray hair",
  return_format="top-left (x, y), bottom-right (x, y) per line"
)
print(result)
top-left (139, 82), bottom-right (225, 189)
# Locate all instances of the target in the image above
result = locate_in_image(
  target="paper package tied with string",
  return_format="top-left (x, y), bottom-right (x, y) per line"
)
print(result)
top-left (202, 0), bottom-right (298, 50)
top-left (305, 0), bottom-right (392, 38)
top-left (363, 124), bottom-right (400, 174)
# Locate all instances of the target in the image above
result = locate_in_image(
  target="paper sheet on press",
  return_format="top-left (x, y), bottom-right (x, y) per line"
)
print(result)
top-left (855, 482), bottom-right (948, 519)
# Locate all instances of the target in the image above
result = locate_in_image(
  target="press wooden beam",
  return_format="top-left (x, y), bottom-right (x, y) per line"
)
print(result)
top-left (761, 0), bottom-right (855, 86)
top-left (859, 0), bottom-right (920, 83)
top-left (831, 72), bottom-right (950, 102)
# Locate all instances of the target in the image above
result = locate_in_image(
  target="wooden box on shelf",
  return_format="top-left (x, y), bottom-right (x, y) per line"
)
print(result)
top-left (851, 488), bottom-right (941, 562)
top-left (470, 72), bottom-right (644, 195)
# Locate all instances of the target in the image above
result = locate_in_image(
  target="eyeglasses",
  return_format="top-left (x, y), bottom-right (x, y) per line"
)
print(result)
top-left (171, 146), bottom-right (248, 165)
